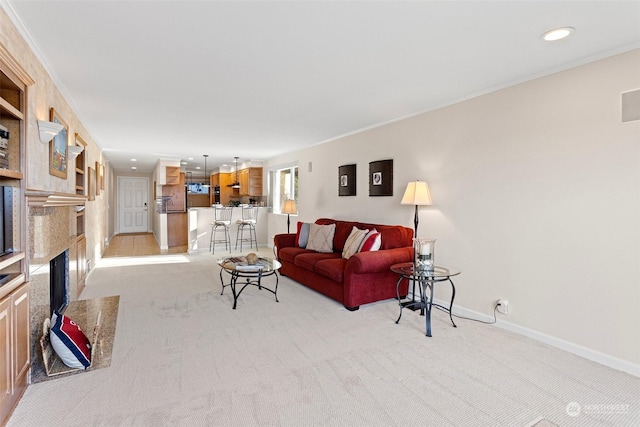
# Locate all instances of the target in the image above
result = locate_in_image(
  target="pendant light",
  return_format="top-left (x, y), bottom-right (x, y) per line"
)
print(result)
top-left (202, 154), bottom-right (210, 187)
top-left (229, 156), bottom-right (241, 189)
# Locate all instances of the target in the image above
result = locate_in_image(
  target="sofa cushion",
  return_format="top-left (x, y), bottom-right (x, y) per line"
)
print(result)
top-left (294, 252), bottom-right (341, 272)
top-left (359, 230), bottom-right (382, 252)
top-left (306, 223), bottom-right (336, 253)
top-left (315, 257), bottom-right (347, 283)
top-left (279, 246), bottom-right (313, 264)
top-left (342, 226), bottom-right (369, 259)
top-left (296, 221), bottom-right (311, 248)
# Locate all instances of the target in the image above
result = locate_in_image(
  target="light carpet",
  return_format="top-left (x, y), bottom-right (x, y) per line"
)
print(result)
top-left (8, 251), bottom-right (640, 426)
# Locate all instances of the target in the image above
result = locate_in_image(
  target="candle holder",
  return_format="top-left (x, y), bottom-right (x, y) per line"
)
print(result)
top-left (414, 237), bottom-right (436, 273)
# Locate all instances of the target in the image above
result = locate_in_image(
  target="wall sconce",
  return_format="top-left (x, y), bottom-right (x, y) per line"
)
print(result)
top-left (37, 120), bottom-right (64, 144)
top-left (67, 145), bottom-right (84, 160)
top-left (281, 199), bottom-right (297, 234)
top-left (401, 180), bottom-right (433, 237)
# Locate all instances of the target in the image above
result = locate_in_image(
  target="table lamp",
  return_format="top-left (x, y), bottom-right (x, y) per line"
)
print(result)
top-left (281, 199), bottom-right (297, 234)
top-left (401, 180), bottom-right (432, 237)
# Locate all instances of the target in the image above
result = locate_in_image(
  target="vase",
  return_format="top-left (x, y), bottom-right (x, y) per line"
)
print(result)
top-left (414, 237), bottom-right (436, 273)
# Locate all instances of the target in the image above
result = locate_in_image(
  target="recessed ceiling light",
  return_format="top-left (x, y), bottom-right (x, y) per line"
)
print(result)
top-left (131, 166), bottom-right (137, 170)
top-left (181, 161), bottom-right (188, 165)
top-left (541, 27), bottom-right (575, 42)
top-left (188, 157), bottom-right (194, 161)
top-left (195, 166), bottom-right (201, 170)
top-left (130, 158), bottom-right (137, 162)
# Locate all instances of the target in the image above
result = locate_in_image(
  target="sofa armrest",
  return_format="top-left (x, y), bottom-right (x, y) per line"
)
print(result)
top-left (274, 233), bottom-right (296, 250)
top-left (346, 247), bottom-right (413, 274)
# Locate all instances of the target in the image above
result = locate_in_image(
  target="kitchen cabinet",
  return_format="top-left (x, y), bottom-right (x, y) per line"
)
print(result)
top-left (162, 172), bottom-right (185, 212)
top-left (166, 166), bottom-right (181, 185)
top-left (167, 212), bottom-right (188, 247)
top-left (248, 168), bottom-right (263, 197)
top-left (219, 172), bottom-right (233, 206)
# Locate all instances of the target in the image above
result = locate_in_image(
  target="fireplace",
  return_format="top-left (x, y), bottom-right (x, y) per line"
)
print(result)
top-left (49, 249), bottom-right (69, 316)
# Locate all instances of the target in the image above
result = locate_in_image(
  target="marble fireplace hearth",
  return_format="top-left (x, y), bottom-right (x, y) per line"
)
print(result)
top-left (27, 199), bottom-right (118, 382)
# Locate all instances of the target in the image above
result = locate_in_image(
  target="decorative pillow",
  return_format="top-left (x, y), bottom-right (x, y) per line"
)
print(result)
top-left (296, 222), bottom-right (311, 248)
top-left (359, 229), bottom-right (382, 252)
top-left (342, 226), bottom-right (369, 259)
top-left (50, 311), bottom-right (92, 369)
top-left (306, 223), bottom-right (336, 253)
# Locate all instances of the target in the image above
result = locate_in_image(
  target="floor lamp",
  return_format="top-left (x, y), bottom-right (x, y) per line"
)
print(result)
top-left (401, 180), bottom-right (432, 238)
top-left (281, 199), bottom-right (297, 234)
top-left (401, 181), bottom-right (433, 307)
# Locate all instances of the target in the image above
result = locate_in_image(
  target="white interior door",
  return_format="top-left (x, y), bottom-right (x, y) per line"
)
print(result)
top-left (118, 177), bottom-right (149, 233)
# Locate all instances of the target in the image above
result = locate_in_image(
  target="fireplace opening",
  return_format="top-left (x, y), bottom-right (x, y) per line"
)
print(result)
top-left (50, 249), bottom-right (69, 317)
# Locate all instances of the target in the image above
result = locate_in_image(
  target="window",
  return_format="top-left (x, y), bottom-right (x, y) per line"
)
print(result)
top-left (269, 165), bottom-right (298, 214)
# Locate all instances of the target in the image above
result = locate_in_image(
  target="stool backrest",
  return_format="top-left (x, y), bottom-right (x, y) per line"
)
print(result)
top-left (242, 205), bottom-right (258, 223)
top-left (215, 206), bottom-right (233, 222)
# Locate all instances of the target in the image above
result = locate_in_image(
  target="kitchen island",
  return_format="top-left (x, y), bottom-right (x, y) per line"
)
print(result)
top-left (187, 206), bottom-right (269, 253)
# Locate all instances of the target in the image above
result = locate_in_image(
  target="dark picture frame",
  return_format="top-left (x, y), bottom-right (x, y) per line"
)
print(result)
top-left (49, 108), bottom-right (68, 179)
top-left (369, 159), bottom-right (393, 196)
top-left (338, 164), bottom-right (356, 196)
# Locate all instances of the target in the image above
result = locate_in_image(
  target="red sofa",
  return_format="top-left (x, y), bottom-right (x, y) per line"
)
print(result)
top-left (274, 218), bottom-right (413, 310)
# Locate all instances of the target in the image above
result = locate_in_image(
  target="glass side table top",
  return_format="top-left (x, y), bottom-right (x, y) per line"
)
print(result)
top-left (218, 256), bottom-right (281, 274)
top-left (390, 262), bottom-right (460, 279)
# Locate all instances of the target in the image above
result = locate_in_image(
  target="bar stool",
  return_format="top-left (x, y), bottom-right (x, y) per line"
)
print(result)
top-left (210, 206), bottom-right (233, 253)
top-left (235, 205), bottom-right (258, 251)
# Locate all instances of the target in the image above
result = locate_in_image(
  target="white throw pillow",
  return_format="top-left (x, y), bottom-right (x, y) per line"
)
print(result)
top-left (306, 223), bottom-right (336, 253)
top-left (342, 226), bottom-right (369, 259)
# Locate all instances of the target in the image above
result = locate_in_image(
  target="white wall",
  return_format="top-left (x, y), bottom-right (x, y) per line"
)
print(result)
top-left (265, 49), bottom-right (640, 372)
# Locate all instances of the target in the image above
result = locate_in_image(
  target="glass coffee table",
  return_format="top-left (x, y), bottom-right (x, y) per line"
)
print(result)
top-left (217, 256), bottom-right (281, 309)
top-left (390, 263), bottom-right (460, 337)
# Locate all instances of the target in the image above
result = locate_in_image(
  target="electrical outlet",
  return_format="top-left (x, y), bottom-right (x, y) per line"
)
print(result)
top-left (496, 299), bottom-right (509, 314)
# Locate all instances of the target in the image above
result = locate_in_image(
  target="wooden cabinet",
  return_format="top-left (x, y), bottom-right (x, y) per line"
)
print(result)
top-left (167, 213), bottom-right (188, 247)
top-left (166, 166), bottom-right (181, 185)
top-left (238, 169), bottom-right (249, 195)
top-left (248, 168), bottom-right (263, 197)
top-left (0, 44), bottom-right (31, 426)
top-left (0, 283), bottom-right (29, 426)
top-left (219, 172), bottom-right (232, 206)
top-left (210, 173), bottom-right (219, 187)
top-left (236, 167), bottom-right (263, 197)
top-left (162, 172), bottom-right (185, 212)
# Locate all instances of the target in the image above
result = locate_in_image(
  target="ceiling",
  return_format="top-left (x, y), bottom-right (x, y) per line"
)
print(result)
top-left (4, 1), bottom-right (640, 175)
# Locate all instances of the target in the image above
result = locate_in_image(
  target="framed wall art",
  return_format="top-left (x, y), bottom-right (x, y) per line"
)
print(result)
top-left (369, 159), bottom-right (393, 196)
top-left (96, 161), bottom-right (101, 196)
top-left (88, 166), bottom-right (96, 201)
top-left (49, 108), bottom-right (68, 179)
top-left (338, 164), bottom-right (356, 196)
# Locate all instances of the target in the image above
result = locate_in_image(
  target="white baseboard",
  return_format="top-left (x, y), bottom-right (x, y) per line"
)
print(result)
top-left (432, 297), bottom-right (640, 378)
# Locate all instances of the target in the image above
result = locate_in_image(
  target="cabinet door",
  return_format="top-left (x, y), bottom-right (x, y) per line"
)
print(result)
top-left (11, 285), bottom-right (29, 391)
top-left (248, 168), bottom-right (263, 196)
top-left (0, 297), bottom-right (10, 417)
top-left (166, 166), bottom-right (180, 185)
top-left (239, 169), bottom-right (249, 196)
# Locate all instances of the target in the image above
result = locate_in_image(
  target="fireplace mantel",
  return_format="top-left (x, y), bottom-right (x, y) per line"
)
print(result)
top-left (26, 190), bottom-right (87, 207)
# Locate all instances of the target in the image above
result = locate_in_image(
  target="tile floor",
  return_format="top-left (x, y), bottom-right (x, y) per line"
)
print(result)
top-left (102, 233), bottom-right (187, 257)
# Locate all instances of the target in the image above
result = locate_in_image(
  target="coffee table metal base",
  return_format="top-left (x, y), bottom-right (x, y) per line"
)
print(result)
top-left (219, 268), bottom-right (279, 309)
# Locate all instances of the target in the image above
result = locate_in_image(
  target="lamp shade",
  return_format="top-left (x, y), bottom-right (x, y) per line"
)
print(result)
top-left (38, 120), bottom-right (64, 144)
top-left (401, 181), bottom-right (432, 206)
top-left (67, 145), bottom-right (84, 160)
top-left (282, 199), bottom-right (297, 215)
